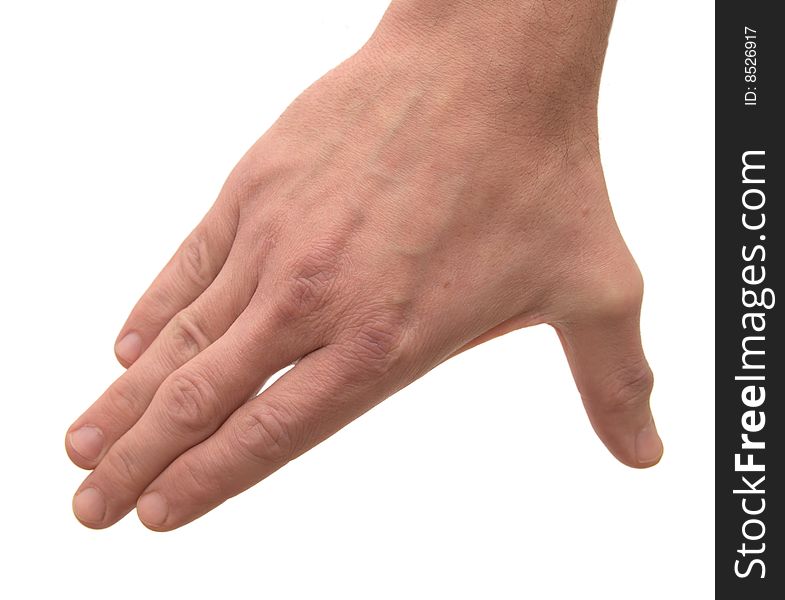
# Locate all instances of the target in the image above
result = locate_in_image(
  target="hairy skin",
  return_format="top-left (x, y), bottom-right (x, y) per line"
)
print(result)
top-left (66, 0), bottom-right (662, 531)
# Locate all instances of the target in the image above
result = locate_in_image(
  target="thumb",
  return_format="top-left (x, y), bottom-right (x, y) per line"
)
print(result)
top-left (554, 277), bottom-right (663, 469)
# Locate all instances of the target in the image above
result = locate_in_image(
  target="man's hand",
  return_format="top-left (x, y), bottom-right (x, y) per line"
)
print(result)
top-left (66, 0), bottom-right (661, 531)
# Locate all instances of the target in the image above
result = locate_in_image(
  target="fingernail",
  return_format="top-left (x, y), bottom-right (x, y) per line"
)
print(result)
top-left (137, 492), bottom-right (169, 528)
top-left (635, 420), bottom-right (663, 465)
top-left (115, 331), bottom-right (142, 365)
top-left (69, 426), bottom-right (104, 462)
top-left (73, 487), bottom-right (106, 525)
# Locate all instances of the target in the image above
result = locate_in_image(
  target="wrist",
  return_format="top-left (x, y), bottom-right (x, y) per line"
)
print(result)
top-left (365, 0), bottom-right (616, 134)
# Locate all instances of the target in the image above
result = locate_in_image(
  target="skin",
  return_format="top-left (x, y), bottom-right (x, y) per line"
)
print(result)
top-left (67, 0), bottom-right (662, 531)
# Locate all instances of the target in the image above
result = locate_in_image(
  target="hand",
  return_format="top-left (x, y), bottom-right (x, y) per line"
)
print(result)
top-left (66, 0), bottom-right (661, 531)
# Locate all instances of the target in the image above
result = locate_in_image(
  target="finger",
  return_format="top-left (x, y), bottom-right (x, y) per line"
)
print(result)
top-left (65, 252), bottom-right (254, 470)
top-left (71, 299), bottom-right (304, 529)
top-left (554, 278), bottom-right (662, 469)
top-left (136, 343), bottom-right (390, 531)
top-left (114, 200), bottom-right (239, 367)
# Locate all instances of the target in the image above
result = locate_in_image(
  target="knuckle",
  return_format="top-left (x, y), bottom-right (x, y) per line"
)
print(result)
top-left (600, 361), bottom-right (654, 413)
top-left (159, 371), bottom-right (217, 434)
top-left (272, 242), bottom-right (343, 323)
top-left (222, 162), bottom-right (253, 202)
top-left (141, 281), bottom-right (175, 317)
top-left (337, 309), bottom-right (407, 378)
top-left (104, 446), bottom-right (144, 490)
top-left (177, 452), bottom-right (218, 496)
top-left (168, 310), bottom-right (211, 358)
top-left (234, 404), bottom-right (298, 465)
top-left (223, 153), bottom-right (277, 209)
top-left (179, 232), bottom-right (213, 288)
top-left (106, 375), bottom-right (142, 421)
top-left (592, 265), bottom-right (644, 321)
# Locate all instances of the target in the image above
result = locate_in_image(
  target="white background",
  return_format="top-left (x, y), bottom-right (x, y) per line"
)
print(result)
top-left (0, 1), bottom-right (714, 598)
